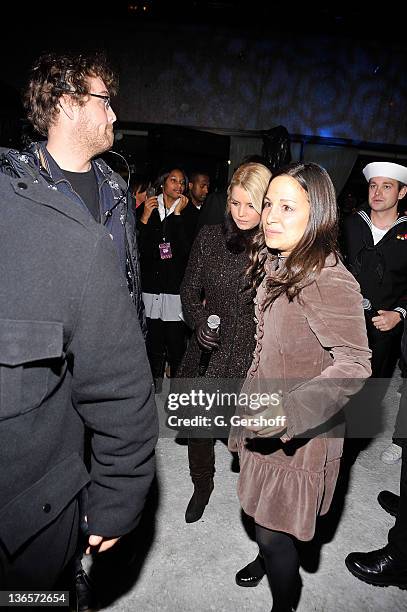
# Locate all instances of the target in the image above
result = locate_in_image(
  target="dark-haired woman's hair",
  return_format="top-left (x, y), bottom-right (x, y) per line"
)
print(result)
top-left (247, 162), bottom-right (339, 306)
top-left (154, 168), bottom-right (188, 195)
top-left (24, 52), bottom-right (118, 137)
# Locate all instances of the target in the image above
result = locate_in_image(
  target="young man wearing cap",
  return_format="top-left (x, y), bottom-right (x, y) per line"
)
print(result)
top-left (343, 161), bottom-right (407, 456)
top-left (343, 161), bottom-right (407, 588)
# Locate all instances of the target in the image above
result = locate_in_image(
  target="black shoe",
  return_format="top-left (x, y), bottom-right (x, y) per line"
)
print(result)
top-left (74, 567), bottom-right (99, 612)
top-left (185, 480), bottom-right (214, 523)
top-left (345, 546), bottom-right (407, 589)
top-left (235, 555), bottom-right (266, 587)
top-left (378, 490), bottom-right (399, 517)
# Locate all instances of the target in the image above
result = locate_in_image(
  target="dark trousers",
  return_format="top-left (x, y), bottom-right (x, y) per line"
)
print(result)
top-left (0, 498), bottom-right (79, 589)
top-left (344, 324), bottom-right (403, 439)
top-left (146, 317), bottom-right (187, 380)
top-left (388, 442), bottom-right (407, 562)
top-left (394, 379), bottom-right (407, 443)
top-left (367, 324), bottom-right (404, 442)
top-left (368, 324), bottom-right (402, 379)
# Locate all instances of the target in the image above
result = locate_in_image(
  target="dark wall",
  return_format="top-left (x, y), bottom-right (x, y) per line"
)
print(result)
top-left (1, 16), bottom-right (406, 146)
top-left (118, 23), bottom-right (406, 146)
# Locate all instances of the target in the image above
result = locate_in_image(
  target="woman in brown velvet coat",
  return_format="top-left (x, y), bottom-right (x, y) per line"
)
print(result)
top-left (178, 162), bottom-right (271, 523)
top-left (229, 163), bottom-right (371, 612)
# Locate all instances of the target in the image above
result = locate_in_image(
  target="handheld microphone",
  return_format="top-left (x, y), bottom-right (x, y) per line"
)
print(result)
top-left (362, 298), bottom-right (379, 320)
top-left (198, 315), bottom-right (221, 376)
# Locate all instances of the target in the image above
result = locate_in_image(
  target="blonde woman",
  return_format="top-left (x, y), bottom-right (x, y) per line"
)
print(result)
top-left (178, 162), bottom-right (272, 523)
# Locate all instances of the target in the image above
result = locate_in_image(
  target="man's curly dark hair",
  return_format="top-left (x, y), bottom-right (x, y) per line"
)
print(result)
top-left (24, 52), bottom-right (118, 136)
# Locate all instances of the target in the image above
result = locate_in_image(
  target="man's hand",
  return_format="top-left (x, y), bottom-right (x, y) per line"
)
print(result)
top-left (372, 310), bottom-right (402, 332)
top-left (85, 535), bottom-right (120, 555)
top-left (174, 194), bottom-right (189, 215)
top-left (242, 406), bottom-right (286, 438)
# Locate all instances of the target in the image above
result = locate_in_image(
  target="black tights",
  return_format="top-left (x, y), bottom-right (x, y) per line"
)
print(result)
top-left (255, 523), bottom-right (300, 612)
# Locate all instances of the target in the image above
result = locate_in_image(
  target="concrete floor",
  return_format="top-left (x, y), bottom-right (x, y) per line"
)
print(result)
top-left (85, 375), bottom-right (406, 612)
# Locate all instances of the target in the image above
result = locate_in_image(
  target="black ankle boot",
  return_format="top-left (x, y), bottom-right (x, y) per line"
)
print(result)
top-left (185, 479), bottom-right (214, 523)
top-left (235, 554), bottom-right (266, 587)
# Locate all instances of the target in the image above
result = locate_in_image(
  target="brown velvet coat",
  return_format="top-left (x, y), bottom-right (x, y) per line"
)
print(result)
top-left (229, 254), bottom-right (371, 541)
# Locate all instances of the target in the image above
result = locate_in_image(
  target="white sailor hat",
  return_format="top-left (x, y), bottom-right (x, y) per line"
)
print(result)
top-left (363, 162), bottom-right (407, 185)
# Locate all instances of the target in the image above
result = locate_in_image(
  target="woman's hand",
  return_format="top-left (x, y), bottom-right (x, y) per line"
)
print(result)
top-left (196, 320), bottom-right (220, 350)
top-left (243, 406), bottom-right (287, 438)
top-left (174, 194), bottom-right (189, 215)
top-left (140, 196), bottom-right (158, 224)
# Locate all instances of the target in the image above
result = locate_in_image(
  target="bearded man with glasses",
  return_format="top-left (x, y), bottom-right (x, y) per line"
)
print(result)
top-left (1, 52), bottom-right (145, 337)
top-left (0, 52), bottom-right (152, 610)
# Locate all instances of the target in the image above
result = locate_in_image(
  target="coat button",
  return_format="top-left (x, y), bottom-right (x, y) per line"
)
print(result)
top-left (17, 182), bottom-right (28, 190)
top-left (42, 503), bottom-right (51, 513)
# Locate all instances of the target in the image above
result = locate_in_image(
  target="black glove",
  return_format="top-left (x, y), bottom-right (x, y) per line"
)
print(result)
top-left (196, 320), bottom-right (220, 351)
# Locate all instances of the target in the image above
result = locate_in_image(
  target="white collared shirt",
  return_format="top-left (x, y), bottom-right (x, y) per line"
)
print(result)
top-left (157, 194), bottom-right (180, 221)
top-left (142, 293), bottom-right (185, 322)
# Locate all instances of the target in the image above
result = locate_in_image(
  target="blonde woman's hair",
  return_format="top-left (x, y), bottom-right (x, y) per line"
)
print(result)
top-left (227, 162), bottom-right (272, 215)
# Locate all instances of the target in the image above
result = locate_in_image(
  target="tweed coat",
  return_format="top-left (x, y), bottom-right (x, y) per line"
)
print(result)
top-left (229, 254), bottom-right (371, 541)
top-left (178, 224), bottom-right (256, 380)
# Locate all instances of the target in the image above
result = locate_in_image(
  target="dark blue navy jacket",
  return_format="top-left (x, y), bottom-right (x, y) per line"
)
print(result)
top-left (343, 206), bottom-right (407, 318)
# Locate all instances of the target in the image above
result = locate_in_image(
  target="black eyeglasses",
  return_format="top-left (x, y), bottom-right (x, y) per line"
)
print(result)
top-left (89, 93), bottom-right (111, 110)
top-left (58, 88), bottom-right (112, 111)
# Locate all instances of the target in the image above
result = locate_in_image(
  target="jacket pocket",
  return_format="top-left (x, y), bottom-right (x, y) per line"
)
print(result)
top-left (0, 453), bottom-right (90, 555)
top-left (0, 319), bottom-right (64, 421)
